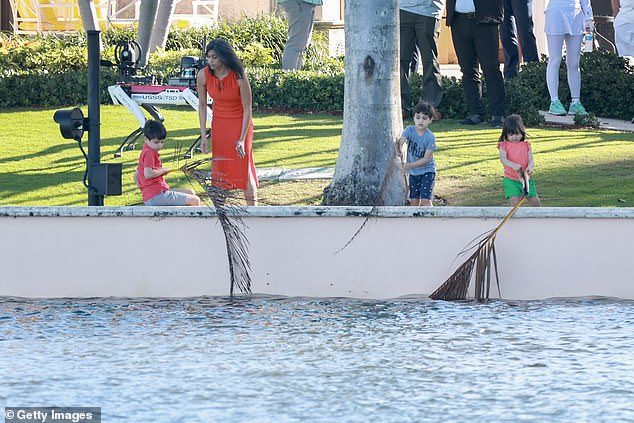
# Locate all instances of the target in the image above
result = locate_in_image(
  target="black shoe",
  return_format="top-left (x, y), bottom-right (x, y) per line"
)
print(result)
top-left (491, 115), bottom-right (504, 128)
top-left (458, 114), bottom-right (484, 125)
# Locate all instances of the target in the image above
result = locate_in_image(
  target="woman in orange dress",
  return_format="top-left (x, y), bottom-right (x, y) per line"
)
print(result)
top-left (197, 38), bottom-right (258, 205)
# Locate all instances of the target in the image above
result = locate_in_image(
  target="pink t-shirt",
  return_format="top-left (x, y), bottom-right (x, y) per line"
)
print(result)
top-left (498, 140), bottom-right (531, 181)
top-left (137, 144), bottom-right (170, 202)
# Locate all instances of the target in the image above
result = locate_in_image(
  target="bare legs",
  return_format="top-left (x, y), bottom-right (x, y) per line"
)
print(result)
top-left (244, 168), bottom-right (258, 206)
top-left (409, 198), bottom-right (433, 207)
top-left (509, 195), bottom-right (541, 207)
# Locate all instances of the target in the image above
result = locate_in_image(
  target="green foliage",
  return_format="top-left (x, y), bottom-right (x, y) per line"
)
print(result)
top-left (145, 48), bottom-right (200, 84)
top-left (409, 74), bottom-right (468, 119)
top-left (506, 50), bottom-right (634, 123)
top-left (236, 42), bottom-right (275, 67)
top-left (2, 25), bottom-right (632, 123)
top-left (249, 67), bottom-right (344, 111)
top-left (504, 59), bottom-right (549, 126)
top-left (573, 112), bottom-right (601, 128)
top-left (0, 32), bottom-right (87, 76)
top-left (580, 49), bottom-right (634, 120)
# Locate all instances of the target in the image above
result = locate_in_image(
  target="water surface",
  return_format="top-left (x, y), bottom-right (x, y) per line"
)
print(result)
top-left (1, 296), bottom-right (633, 422)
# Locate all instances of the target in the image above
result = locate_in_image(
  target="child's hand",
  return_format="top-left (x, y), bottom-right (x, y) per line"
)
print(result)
top-left (162, 168), bottom-right (171, 175)
top-left (515, 166), bottom-right (524, 179)
top-left (400, 163), bottom-right (409, 176)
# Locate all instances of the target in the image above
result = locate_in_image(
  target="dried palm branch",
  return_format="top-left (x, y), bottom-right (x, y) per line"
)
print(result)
top-left (430, 170), bottom-right (531, 301)
top-left (180, 157), bottom-right (252, 296)
top-left (429, 196), bottom-right (525, 301)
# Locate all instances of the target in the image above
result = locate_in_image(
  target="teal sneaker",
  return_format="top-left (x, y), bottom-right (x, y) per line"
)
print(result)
top-left (568, 101), bottom-right (589, 116)
top-left (548, 99), bottom-right (567, 116)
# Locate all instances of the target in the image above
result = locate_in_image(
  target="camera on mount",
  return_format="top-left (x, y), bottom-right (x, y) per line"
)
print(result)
top-left (167, 55), bottom-right (205, 87)
top-left (100, 40), bottom-right (155, 85)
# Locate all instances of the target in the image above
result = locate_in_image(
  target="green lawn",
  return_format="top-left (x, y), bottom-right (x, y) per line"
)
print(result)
top-left (0, 105), bottom-right (633, 207)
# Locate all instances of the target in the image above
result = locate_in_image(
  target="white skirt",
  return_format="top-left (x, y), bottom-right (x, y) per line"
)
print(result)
top-left (544, 6), bottom-right (585, 35)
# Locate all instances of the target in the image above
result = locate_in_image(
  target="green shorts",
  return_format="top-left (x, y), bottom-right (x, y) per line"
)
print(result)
top-left (503, 177), bottom-right (538, 198)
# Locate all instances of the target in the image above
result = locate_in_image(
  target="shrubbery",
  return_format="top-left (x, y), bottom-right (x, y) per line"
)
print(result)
top-left (1, 18), bottom-right (632, 123)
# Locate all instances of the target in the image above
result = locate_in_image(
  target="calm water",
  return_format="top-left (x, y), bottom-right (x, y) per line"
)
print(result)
top-left (1, 296), bottom-right (634, 422)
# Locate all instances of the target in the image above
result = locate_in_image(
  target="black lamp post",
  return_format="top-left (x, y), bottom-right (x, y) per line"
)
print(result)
top-left (53, 29), bottom-right (121, 206)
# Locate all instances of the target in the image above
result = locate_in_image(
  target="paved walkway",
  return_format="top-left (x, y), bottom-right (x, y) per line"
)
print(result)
top-left (258, 166), bottom-right (334, 181)
top-left (540, 111), bottom-right (634, 132)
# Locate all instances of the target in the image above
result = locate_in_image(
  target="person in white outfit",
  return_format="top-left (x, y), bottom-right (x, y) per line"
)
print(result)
top-left (612, 0), bottom-right (634, 58)
top-left (612, 0), bottom-right (634, 122)
top-left (544, 0), bottom-right (593, 116)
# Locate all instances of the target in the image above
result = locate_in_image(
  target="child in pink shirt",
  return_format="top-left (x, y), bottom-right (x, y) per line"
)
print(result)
top-left (134, 120), bottom-right (201, 206)
top-left (497, 115), bottom-right (541, 206)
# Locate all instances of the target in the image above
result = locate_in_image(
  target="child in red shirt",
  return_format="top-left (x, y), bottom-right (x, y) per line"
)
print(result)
top-left (497, 115), bottom-right (541, 206)
top-left (134, 120), bottom-right (201, 206)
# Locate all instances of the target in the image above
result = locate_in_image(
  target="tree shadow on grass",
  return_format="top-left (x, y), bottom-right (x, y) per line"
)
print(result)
top-left (440, 158), bottom-right (634, 207)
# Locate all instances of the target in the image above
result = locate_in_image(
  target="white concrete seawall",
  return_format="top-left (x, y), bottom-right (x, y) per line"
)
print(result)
top-left (2, 206), bottom-right (633, 300)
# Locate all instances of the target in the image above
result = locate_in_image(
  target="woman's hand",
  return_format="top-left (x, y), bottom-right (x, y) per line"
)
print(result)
top-left (235, 139), bottom-right (245, 158)
top-left (201, 136), bottom-right (209, 155)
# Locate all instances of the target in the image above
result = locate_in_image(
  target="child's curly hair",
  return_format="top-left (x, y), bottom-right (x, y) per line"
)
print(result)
top-left (413, 101), bottom-right (436, 119)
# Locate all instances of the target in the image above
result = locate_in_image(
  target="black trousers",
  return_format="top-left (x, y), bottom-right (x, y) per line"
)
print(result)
top-left (450, 13), bottom-right (506, 117)
top-left (501, 0), bottom-right (539, 79)
top-left (400, 10), bottom-right (443, 111)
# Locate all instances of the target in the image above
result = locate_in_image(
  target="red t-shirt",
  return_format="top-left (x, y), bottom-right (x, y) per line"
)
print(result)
top-left (498, 140), bottom-right (531, 181)
top-left (137, 144), bottom-right (170, 202)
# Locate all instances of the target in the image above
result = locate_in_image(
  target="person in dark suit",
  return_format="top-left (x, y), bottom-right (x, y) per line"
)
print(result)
top-left (446, 0), bottom-right (506, 128)
top-left (501, 0), bottom-right (539, 79)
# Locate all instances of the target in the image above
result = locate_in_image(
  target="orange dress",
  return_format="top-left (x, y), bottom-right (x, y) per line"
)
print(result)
top-left (204, 67), bottom-right (258, 190)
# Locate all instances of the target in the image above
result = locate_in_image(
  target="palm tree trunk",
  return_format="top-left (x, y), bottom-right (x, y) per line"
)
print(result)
top-left (323, 0), bottom-right (405, 206)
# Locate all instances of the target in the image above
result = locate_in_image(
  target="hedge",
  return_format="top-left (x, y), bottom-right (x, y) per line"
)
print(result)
top-left (1, 24), bottom-right (632, 122)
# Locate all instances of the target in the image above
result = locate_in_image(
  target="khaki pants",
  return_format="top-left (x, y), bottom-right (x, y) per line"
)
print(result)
top-left (280, 0), bottom-right (317, 70)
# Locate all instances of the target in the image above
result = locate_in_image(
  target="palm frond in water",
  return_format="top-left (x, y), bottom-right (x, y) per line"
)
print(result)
top-left (180, 158), bottom-right (252, 296)
top-left (429, 197), bottom-right (525, 301)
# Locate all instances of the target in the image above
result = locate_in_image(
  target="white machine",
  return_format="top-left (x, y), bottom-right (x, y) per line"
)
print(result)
top-left (107, 83), bottom-right (212, 158)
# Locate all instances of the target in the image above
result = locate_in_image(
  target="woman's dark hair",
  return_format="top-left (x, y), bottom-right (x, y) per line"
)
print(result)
top-left (499, 114), bottom-right (527, 142)
top-left (205, 38), bottom-right (245, 78)
top-left (143, 119), bottom-right (167, 140)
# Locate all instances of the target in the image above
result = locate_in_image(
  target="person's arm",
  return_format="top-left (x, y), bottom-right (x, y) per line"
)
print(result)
top-left (235, 71), bottom-right (253, 159)
top-left (526, 145), bottom-right (535, 175)
top-left (403, 150), bottom-right (434, 172)
top-left (196, 68), bottom-right (209, 154)
top-left (499, 147), bottom-right (522, 177)
top-left (143, 167), bottom-right (170, 179)
top-left (581, 0), bottom-right (594, 27)
top-left (133, 169), bottom-right (140, 189)
top-left (611, 0), bottom-right (620, 15)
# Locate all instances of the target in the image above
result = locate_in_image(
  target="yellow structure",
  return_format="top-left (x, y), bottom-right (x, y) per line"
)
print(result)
top-left (8, 0), bottom-right (220, 34)
top-left (9, 0), bottom-right (109, 33)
